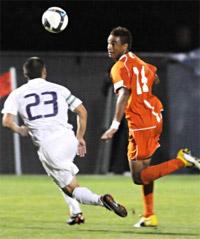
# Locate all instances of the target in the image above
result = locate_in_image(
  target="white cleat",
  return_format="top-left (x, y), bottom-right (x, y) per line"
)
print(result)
top-left (184, 154), bottom-right (200, 170)
top-left (177, 148), bottom-right (200, 170)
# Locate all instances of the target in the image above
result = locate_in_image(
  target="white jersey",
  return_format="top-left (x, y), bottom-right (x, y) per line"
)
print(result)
top-left (1, 78), bottom-right (82, 146)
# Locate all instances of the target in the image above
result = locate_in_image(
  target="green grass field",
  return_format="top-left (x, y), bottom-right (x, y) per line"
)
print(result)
top-left (0, 175), bottom-right (199, 239)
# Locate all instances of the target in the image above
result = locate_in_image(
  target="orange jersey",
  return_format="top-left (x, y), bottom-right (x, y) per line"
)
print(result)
top-left (111, 52), bottom-right (163, 130)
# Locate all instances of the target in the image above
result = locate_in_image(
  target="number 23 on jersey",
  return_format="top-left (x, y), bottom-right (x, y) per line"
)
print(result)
top-left (24, 91), bottom-right (58, 121)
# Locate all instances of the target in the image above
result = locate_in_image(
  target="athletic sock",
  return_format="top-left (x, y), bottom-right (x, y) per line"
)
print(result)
top-left (141, 158), bottom-right (185, 185)
top-left (72, 187), bottom-right (103, 206)
top-left (60, 190), bottom-right (82, 215)
top-left (142, 182), bottom-right (154, 217)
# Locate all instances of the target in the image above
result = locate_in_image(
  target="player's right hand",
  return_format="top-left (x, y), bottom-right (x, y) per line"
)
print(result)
top-left (18, 125), bottom-right (29, 137)
top-left (77, 138), bottom-right (87, 157)
top-left (101, 128), bottom-right (117, 140)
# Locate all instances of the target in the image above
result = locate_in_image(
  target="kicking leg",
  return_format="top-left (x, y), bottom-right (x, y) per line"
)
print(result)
top-left (129, 153), bottom-right (185, 185)
top-left (62, 176), bottom-right (127, 217)
top-left (130, 149), bottom-right (200, 227)
top-left (137, 149), bottom-right (200, 185)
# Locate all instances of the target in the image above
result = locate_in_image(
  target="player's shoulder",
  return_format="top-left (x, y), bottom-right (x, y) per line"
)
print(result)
top-left (112, 60), bottom-right (124, 70)
top-left (46, 80), bottom-right (64, 88)
top-left (113, 52), bottom-right (135, 69)
top-left (119, 52), bottom-right (135, 62)
top-left (46, 81), bottom-right (69, 90)
top-left (10, 83), bottom-right (27, 96)
top-left (132, 53), bottom-right (157, 71)
top-left (111, 52), bottom-right (134, 73)
top-left (47, 81), bottom-right (71, 97)
top-left (111, 56), bottom-right (129, 73)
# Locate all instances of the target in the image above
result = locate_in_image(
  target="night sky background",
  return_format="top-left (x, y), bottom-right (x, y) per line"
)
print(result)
top-left (0, 0), bottom-right (199, 53)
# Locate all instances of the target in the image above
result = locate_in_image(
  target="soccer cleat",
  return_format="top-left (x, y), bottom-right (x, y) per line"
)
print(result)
top-left (177, 148), bottom-right (200, 170)
top-left (134, 214), bottom-right (158, 228)
top-left (101, 194), bottom-right (128, 217)
top-left (66, 213), bottom-right (85, 225)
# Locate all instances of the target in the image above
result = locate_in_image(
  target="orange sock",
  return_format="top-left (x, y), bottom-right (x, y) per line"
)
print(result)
top-left (142, 182), bottom-right (154, 217)
top-left (141, 158), bottom-right (185, 185)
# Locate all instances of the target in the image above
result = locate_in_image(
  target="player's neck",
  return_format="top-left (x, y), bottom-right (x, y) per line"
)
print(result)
top-left (116, 51), bottom-right (129, 61)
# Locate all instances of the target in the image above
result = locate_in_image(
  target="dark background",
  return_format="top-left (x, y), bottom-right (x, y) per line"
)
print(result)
top-left (0, 0), bottom-right (199, 52)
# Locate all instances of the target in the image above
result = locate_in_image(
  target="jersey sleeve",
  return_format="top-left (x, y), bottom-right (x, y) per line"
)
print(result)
top-left (145, 63), bottom-right (158, 86)
top-left (1, 91), bottom-right (19, 115)
top-left (147, 63), bottom-right (157, 73)
top-left (62, 87), bottom-right (82, 112)
top-left (111, 61), bottom-right (131, 93)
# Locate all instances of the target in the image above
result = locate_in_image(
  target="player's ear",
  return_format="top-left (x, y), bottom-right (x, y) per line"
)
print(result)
top-left (123, 43), bottom-right (129, 52)
top-left (23, 68), bottom-right (29, 80)
top-left (42, 67), bottom-right (47, 79)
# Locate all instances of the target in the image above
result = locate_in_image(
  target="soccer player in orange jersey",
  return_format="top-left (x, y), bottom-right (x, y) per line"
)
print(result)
top-left (101, 26), bottom-right (200, 227)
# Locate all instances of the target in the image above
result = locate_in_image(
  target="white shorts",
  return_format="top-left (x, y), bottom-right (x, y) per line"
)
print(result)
top-left (41, 160), bottom-right (79, 188)
top-left (37, 129), bottom-right (79, 188)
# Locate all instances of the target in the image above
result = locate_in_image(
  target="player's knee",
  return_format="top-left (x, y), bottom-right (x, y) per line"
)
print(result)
top-left (131, 173), bottom-right (142, 185)
top-left (62, 176), bottom-right (80, 197)
top-left (61, 187), bottom-right (73, 197)
top-left (62, 183), bottom-right (79, 197)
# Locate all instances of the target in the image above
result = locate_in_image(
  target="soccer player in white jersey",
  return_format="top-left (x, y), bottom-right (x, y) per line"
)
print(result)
top-left (2, 57), bottom-right (127, 225)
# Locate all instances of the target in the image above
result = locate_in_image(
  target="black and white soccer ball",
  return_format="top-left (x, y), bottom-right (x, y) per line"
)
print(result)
top-left (42, 7), bottom-right (68, 33)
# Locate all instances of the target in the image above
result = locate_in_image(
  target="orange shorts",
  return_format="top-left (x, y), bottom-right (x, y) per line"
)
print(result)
top-left (127, 123), bottom-right (163, 161)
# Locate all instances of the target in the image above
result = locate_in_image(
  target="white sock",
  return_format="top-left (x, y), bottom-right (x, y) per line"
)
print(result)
top-left (60, 190), bottom-right (82, 215)
top-left (72, 187), bottom-right (103, 206)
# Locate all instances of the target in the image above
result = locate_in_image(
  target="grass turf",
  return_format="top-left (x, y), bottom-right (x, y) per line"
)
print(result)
top-left (0, 175), bottom-right (199, 239)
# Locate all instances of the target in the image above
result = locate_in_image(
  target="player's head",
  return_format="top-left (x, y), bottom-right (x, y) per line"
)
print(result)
top-left (23, 57), bottom-right (47, 80)
top-left (107, 26), bottom-right (132, 60)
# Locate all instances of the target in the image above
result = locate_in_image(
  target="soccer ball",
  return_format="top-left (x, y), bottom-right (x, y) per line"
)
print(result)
top-left (42, 7), bottom-right (68, 33)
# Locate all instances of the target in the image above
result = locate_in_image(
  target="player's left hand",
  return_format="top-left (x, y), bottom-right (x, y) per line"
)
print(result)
top-left (77, 138), bottom-right (87, 157)
top-left (101, 128), bottom-right (117, 140)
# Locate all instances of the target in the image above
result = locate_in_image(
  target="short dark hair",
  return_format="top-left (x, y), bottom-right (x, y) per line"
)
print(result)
top-left (23, 57), bottom-right (45, 79)
top-left (110, 26), bottom-right (132, 50)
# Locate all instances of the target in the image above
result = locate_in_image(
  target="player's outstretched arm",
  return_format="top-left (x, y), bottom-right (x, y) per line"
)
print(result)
top-left (2, 113), bottom-right (29, 136)
top-left (74, 104), bottom-right (87, 157)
